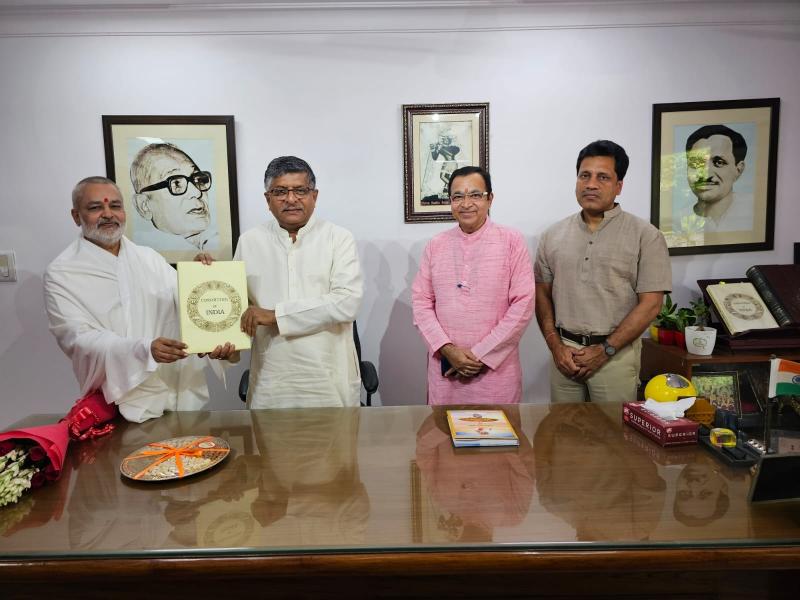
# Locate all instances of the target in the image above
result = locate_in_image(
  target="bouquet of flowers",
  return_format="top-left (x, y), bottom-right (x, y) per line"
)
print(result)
top-left (0, 390), bottom-right (118, 507)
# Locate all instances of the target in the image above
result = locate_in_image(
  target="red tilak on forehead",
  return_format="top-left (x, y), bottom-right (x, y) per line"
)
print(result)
top-left (103, 197), bottom-right (109, 204)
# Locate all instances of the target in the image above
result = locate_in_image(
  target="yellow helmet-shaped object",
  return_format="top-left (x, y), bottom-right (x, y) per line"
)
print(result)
top-left (644, 373), bottom-right (698, 402)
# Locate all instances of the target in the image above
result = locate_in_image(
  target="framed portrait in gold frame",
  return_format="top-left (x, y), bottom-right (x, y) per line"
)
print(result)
top-left (402, 103), bottom-right (489, 223)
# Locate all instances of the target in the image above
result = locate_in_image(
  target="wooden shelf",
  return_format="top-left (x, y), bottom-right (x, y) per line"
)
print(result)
top-left (641, 338), bottom-right (800, 382)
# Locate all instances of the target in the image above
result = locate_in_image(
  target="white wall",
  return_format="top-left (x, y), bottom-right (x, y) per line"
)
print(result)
top-left (1, 1), bottom-right (799, 428)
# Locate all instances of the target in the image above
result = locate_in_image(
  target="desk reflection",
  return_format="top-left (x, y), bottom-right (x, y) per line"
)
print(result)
top-left (249, 408), bottom-right (369, 545)
top-left (673, 451), bottom-right (731, 527)
top-left (66, 409), bottom-right (369, 550)
top-left (413, 407), bottom-right (535, 543)
top-left (534, 403), bottom-right (667, 541)
top-left (68, 412), bottom-right (214, 550)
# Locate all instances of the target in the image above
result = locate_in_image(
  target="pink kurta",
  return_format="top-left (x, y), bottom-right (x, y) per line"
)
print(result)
top-left (412, 219), bottom-right (535, 405)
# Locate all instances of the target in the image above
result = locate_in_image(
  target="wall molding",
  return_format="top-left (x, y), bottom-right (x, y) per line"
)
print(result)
top-left (1, 1), bottom-right (799, 38)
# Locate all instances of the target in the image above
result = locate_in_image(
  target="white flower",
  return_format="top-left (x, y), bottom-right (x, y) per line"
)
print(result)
top-left (0, 447), bottom-right (39, 508)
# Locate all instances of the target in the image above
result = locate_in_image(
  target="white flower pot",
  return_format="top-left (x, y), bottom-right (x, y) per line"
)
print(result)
top-left (684, 326), bottom-right (716, 356)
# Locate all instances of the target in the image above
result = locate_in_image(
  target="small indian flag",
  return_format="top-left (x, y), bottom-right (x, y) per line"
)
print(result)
top-left (768, 357), bottom-right (800, 397)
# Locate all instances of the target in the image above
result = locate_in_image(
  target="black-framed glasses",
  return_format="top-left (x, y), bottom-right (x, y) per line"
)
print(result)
top-left (450, 191), bottom-right (489, 203)
top-left (138, 171), bottom-right (212, 196)
top-left (267, 187), bottom-right (314, 200)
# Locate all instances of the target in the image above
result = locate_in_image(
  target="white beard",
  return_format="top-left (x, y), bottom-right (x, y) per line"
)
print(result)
top-left (82, 219), bottom-right (124, 247)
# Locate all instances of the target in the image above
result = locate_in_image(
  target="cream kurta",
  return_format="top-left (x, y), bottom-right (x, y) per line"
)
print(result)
top-left (234, 216), bottom-right (363, 408)
top-left (44, 235), bottom-right (210, 423)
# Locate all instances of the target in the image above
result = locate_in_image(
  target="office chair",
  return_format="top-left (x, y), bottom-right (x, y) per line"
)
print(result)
top-left (238, 321), bottom-right (379, 407)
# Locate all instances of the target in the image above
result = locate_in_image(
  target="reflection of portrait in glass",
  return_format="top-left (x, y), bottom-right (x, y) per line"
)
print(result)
top-left (685, 125), bottom-right (749, 232)
top-left (670, 123), bottom-right (756, 243)
top-left (419, 122), bottom-right (473, 204)
top-left (673, 461), bottom-right (729, 527)
top-left (534, 403), bottom-right (666, 541)
top-left (130, 143), bottom-right (218, 251)
top-left (414, 408), bottom-right (534, 543)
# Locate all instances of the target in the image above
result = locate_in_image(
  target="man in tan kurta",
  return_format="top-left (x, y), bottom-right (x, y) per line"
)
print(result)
top-left (534, 140), bottom-right (671, 403)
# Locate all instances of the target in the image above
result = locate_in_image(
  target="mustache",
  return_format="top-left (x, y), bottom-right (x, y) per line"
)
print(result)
top-left (97, 217), bottom-right (122, 226)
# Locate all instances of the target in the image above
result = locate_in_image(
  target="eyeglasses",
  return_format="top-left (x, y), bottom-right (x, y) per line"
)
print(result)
top-left (450, 191), bottom-right (489, 203)
top-left (139, 171), bottom-right (212, 196)
top-left (267, 187), bottom-right (314, 200)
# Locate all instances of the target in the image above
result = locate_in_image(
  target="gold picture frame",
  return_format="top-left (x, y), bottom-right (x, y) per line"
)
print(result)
top-left (402, 102), bottom-right (489, 223)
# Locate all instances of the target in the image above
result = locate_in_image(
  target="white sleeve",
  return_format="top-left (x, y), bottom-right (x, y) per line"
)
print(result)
top-left (44, 272), bottom-right (157, 403)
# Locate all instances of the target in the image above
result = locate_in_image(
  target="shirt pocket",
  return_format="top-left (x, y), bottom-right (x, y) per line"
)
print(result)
top-left (595, 251), bottom-right (637, 293)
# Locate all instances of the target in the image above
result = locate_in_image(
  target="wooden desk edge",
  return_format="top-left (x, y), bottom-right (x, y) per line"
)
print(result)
top-left (3, 546), bottom-right (800, 581)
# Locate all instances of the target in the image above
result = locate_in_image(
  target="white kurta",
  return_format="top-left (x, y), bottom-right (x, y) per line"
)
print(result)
top-left (44, 235), bottom-right (211, 422)
top-left (234, 216), bottom-right (363, 408)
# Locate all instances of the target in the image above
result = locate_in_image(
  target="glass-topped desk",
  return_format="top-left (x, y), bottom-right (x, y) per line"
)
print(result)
top-left (2, 403), bottom-right (799, 598)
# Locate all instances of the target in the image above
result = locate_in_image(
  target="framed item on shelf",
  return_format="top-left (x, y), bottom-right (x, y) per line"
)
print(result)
top-left (651, 98), bottom-right (779, 256)
top-left (402, 102), bottom-right (489, 223)
top-left (692, 371), bottom-right (741, 414)
top-left (102, 115), bottom-right (239, 263)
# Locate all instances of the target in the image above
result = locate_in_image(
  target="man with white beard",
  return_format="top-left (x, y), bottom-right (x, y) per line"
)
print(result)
top-left (44, 176), bottom-right (235, 422)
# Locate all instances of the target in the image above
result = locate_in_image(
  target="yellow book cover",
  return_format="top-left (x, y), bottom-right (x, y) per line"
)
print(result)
top-left (446, 410), bottom-right (519, 447)
top-left (177, 261), bottom-right (251, 354)
top-left (706, 282), bottom-right (779, 335)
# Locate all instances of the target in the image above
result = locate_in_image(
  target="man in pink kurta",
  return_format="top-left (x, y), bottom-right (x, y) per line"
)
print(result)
top-left (412, 166), bottom-right (535, 405)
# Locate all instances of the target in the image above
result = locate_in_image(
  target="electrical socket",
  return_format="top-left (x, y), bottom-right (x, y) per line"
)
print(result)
top-left (0, 250), bottom-right (17, 282)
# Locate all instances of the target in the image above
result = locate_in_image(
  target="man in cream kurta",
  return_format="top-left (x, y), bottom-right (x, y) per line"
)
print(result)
top-left (233, 156), bottom-right (363, 408)
top-left (44, 176), bottom-right (233, 423)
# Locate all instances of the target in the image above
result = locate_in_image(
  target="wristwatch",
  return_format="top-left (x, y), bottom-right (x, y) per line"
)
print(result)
top-left (602, 340), bottom-right (617, 357)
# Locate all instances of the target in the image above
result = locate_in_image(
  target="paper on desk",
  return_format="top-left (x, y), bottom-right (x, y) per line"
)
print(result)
top-left (642, 397), bottom-right (696, 420)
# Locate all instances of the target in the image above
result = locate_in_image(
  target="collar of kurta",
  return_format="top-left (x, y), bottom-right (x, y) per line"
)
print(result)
top-left (455, 217), bottom-right (492, 241)
top-left (577, 203), bottom-right (621, 232)
top-left (77, 233), bottom-right (130, 264)
top-left (268, 214), bottom-right (319, 246)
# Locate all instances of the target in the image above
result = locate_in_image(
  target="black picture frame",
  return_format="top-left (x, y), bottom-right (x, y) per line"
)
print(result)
top-left (651, 98), bottom-right (779, 256)
top-left (692, 371), bottom-right (741, 414)
top-left (402, 102), bottom-right (489, 224)
top-left (102, 115), bottom-right (239, 263)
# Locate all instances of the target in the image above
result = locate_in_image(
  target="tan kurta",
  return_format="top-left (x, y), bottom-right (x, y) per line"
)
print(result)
top-left (534, 205), bottom-right (671, 335)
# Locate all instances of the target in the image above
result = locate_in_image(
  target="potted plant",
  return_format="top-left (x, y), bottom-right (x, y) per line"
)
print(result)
top-left (653, 294), bottom-right (678, 345)
top-left (684, 298), bottom-right (716, 355)
top-left (674, 306), bottom-right (695, 348)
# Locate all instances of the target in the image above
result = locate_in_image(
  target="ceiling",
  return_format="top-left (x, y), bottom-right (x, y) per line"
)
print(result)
top-left (0, 0), bottom-right (762, 8)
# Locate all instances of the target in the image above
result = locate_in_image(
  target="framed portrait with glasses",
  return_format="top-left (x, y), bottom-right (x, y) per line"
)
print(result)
top-left (102, 115), bottom-right (239, 263)
top-left (402, 103), bottom-right (489, 223)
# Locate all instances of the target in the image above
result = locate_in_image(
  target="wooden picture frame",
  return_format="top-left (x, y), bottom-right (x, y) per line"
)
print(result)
top-left (402, 102), bottom-right (489, 223)
top-left (692, 371), bottom-right (741, 414)
top-left (102, 115), bottom-right (239, 263)
top-left (651, 98), bottom-right (779, 256)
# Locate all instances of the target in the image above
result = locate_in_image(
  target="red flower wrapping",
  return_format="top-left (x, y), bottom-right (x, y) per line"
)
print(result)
top-left (0, 389), bottom-right (118, 482)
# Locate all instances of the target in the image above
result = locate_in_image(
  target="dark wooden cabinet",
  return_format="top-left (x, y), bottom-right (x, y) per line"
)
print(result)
top-left (640, 338), bottom-right (800, 383)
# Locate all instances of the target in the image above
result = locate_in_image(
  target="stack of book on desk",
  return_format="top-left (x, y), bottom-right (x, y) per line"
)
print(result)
top-left (446, 410), bottom-right (519, 448)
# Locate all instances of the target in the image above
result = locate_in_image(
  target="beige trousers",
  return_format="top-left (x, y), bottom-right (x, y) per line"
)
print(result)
top-left (549, 337), bottom-right (641, 404)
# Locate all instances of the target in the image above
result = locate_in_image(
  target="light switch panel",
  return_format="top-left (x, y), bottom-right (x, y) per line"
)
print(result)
top-left (0, 250), bottom-right (17, 282)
